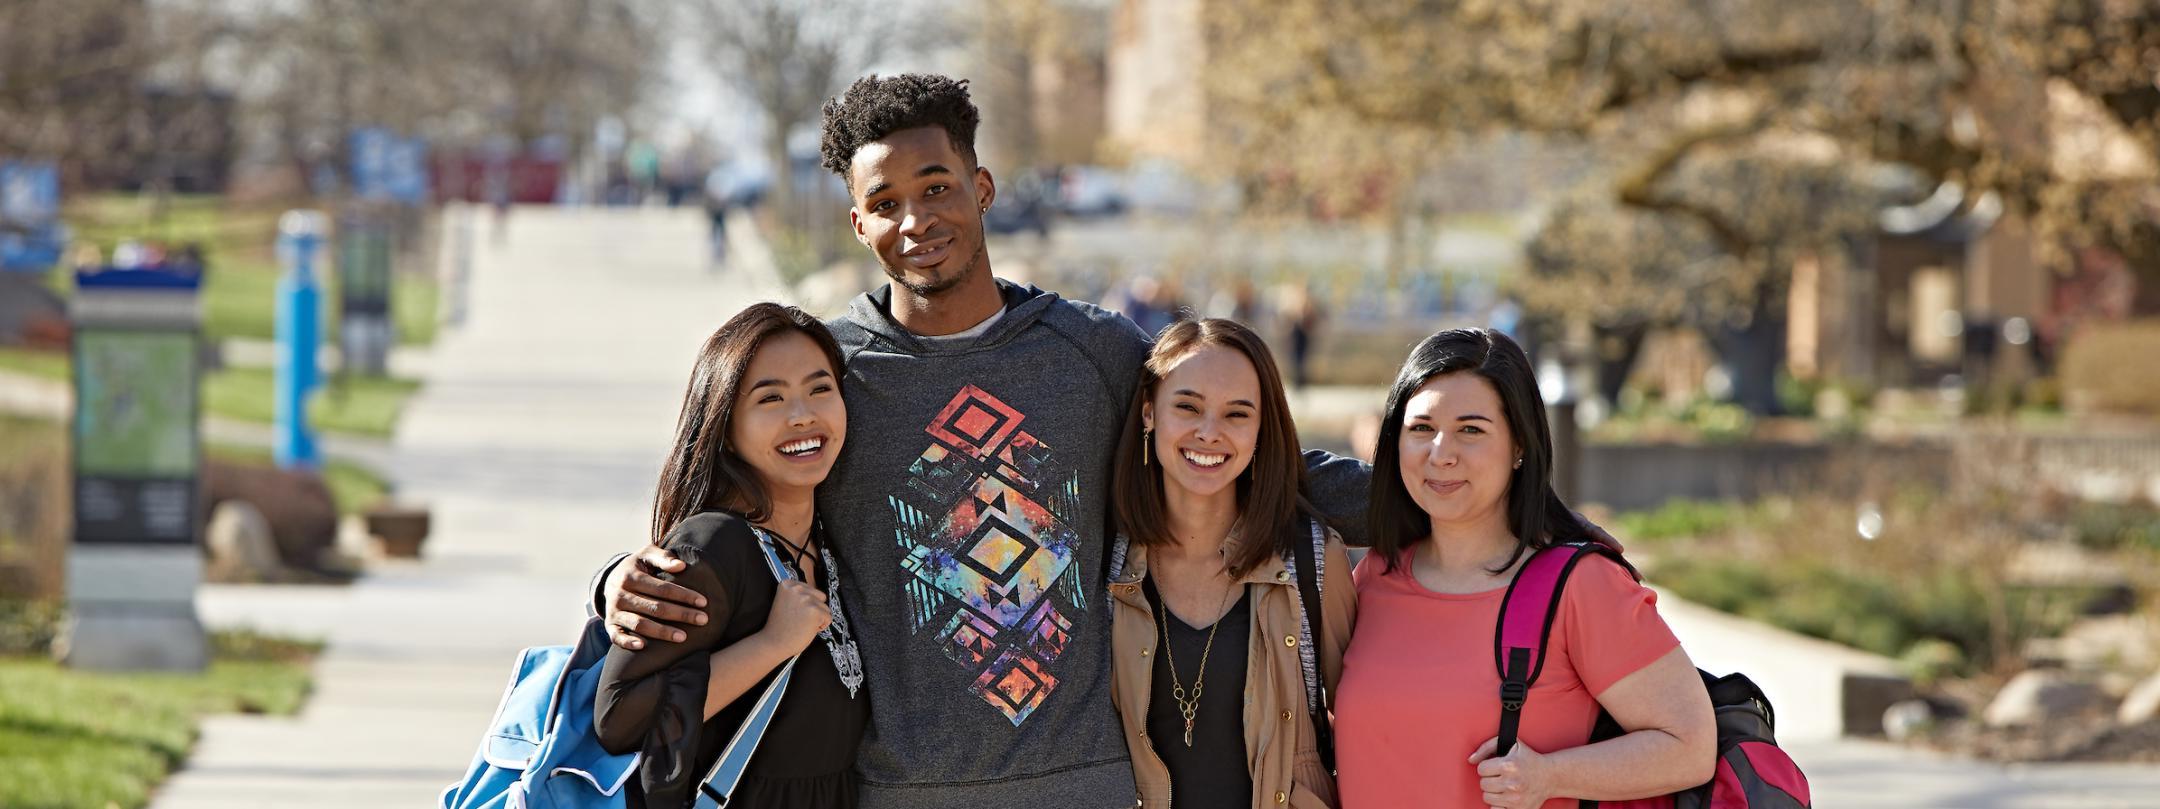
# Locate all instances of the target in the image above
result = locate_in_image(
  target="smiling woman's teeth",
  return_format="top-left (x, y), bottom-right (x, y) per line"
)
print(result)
top-left (780, 438), bottom-right (822, 456)
top-left (1181, 450), bottom-right (1227, 468)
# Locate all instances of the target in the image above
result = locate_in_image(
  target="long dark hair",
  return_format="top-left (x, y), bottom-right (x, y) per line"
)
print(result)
top-left (651, 303), bottom-right (845, 543)
top-left (1368, 328), bottom-right (1586, 573)
top-left (1112, 318), bottom-right (1313, 577)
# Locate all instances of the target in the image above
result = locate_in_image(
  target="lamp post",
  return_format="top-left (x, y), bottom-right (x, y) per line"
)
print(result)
top-left (275, 210), bottom-right (326, 470)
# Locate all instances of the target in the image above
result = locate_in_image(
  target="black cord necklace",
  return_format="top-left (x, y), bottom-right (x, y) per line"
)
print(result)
top-left (768, 523), bottom-right (817, 578)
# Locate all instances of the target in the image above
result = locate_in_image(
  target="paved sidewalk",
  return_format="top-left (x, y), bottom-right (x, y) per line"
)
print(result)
top-left (1790, 739), bottom-right (2160, 808)
top-left (152, 205), bottom-right (785, 808)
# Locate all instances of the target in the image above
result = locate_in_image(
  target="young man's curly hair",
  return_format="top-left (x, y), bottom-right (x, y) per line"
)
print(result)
top-left (818, 73), bottom-right (981, 189)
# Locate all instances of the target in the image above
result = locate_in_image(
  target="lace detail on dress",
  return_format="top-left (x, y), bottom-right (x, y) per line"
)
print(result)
top-left (818, 546), bottom-right (865, 699)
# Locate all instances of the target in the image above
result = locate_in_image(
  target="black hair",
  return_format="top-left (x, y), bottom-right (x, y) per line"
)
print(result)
top-left (1367, 328), bottom-right (1589, 573)
top-left (818, 73), bottom-right (981, 186)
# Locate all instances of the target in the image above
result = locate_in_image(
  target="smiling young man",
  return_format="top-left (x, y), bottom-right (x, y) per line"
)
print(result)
top-left (588, 74), bottom-right (1373, 808)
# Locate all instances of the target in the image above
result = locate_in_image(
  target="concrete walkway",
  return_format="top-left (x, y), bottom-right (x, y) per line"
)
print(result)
top-left (152, 204), bottom-right (784, 808)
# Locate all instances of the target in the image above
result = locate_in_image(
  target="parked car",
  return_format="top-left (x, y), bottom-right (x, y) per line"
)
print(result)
top-left (986, 175), bottom-right (1053, 237)
top-left (1054, 165), bottom-right (1127, 217)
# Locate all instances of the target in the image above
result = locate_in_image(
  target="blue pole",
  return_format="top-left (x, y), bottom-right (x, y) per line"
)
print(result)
top-left (274, 210), bottom-right (325, 470)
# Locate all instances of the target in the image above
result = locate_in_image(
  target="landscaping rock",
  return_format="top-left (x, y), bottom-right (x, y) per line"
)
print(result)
top-left (205, 500), bottom-right (281, 581)
top-left (1882, 699), bottom-right (1937, 742)
top-left (203, 460), bottom-right (338, 571)
top-left (2118, 673), bottom-right (2160, 725)
top-left (336, 514), bottom-right (375, 561)
top-left (1983, 670), bottom-right (2107, 727)
top-left (2056, 614), bottom-right (2158, 673)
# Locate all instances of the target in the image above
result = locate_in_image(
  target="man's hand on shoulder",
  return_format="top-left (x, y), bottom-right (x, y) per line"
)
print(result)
top-left (603, 545), bottom-right (711, 650)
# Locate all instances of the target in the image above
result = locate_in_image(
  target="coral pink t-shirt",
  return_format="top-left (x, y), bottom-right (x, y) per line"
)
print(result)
top-left (1334, 550), bottom-right (1680, 808)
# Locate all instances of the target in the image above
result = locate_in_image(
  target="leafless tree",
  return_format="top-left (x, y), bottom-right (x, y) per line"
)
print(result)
top-left (696, 0), bottom-right (891, 218)
top-left (0, 0), bottom-right (152, 187)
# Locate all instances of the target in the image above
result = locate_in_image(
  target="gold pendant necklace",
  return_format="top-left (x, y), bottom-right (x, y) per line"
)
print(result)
top-left (1157, 576), bottom-right (1241, 747)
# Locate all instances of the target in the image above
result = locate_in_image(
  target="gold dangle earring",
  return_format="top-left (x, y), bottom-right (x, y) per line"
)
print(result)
top-left (1142, 427), bottom-right (1153, 466)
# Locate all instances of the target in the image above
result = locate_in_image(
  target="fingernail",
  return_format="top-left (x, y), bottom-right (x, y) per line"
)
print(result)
top-left (695, 596), bottom-right (708, 607)
top-left (629, 640), bottom-right (642, 650)
top-left (672, 631), bottom-right (686, 642)
top-left (693, 613), bottom-right (707, 625)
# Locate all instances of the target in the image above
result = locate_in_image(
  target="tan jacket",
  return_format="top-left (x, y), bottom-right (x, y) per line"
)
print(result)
top-left (1108, 525), bottom-right (1358, 809)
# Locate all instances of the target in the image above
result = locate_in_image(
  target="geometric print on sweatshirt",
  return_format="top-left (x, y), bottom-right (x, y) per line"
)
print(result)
top-left (890, 384), bottom-right (1086, 726)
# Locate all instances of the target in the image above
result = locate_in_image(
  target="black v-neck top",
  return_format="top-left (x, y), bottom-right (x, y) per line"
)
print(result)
top-left (595, 512), bottom-right (868, 809)
top-left (1143, 575), bottom-right (1253, 809)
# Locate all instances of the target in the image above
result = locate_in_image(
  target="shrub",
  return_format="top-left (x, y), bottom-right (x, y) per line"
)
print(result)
top-left (0, 599), bottom-right (62, 656)
top-left (1615, 499), bottom-right (1751, 543)
top-left (1628, 475), bottom-right (2138, 677)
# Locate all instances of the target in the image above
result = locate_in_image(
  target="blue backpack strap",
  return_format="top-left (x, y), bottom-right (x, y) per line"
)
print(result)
top-left (1491, 541), bottom-right (1634, 755)
top-left (694, 528), bottom-right (806, 808)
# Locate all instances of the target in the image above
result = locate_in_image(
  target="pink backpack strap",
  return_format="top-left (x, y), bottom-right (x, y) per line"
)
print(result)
top-left (1492, 541), bottom-right (1636, 755)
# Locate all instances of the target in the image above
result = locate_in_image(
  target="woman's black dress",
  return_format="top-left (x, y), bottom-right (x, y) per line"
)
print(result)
top-left (594, 512), bottom-right (868, 809)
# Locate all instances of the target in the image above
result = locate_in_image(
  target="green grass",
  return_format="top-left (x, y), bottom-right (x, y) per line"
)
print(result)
top-left (0, 349), bottom-right (421, 439)
top-left (1619, 491), bottom-right (2140, 677)
top-left (52, 193), bottom-right (441, 347)
top-left (0, 628), bottom-right (318, 809)
top-left (204, 444), bottom-right (389, 515)
top-left (0, 346), bottom-right (68, 383)
top-left (1613, 498), bottom-right (1752, 543)
top-left (394, 274), bottom-right (439, 346)
top-left (201, 367), bottom-right (421, 439)
top-left (0, 415), bottom-right (389, 516)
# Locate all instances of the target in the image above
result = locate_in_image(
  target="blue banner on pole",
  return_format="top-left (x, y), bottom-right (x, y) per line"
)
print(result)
top-left (351, 128), bottom-right (429, 205)
top-left (0, 161), bottom-right (66, 272)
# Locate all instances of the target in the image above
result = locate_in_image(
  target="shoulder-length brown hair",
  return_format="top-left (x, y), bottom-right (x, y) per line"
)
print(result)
top-left (1112, 318), bottom-right (1313, 577)
top-left (651, 302), bottom-right (845, 543)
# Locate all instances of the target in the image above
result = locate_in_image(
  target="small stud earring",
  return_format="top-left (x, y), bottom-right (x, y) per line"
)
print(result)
top-left (1513, 456), bottom-right (1523, 469)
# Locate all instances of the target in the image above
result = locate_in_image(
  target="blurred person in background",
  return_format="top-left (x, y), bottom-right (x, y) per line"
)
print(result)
top-left (1111, 275), bottom-right (1177, 337)
top-left (1282, 285), bottom-right (1323, 391)
top-left (704, 156), bottom-right (741, 268)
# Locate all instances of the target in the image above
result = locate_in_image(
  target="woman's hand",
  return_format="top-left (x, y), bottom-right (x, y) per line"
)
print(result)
top-left (762, 579), bottom-right (831, 653)
top-left (1469, 737), bottom-right (1557, 809)
top-left (603, 545), bottom-right (710, 650)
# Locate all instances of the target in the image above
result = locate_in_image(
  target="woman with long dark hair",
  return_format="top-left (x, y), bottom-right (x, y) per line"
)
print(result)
top-left (592, 302), bottom-right (867, 809)
top-left (1107, 318), bottom-right (1356, 809)
top-left (1333, 328), bottom-right (1713, 809)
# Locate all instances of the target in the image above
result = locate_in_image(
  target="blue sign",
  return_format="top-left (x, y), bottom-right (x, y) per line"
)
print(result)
top-left (351, 128), bottom-right (429, 206)
top-left (0, 161), bottom-right (66, 272)
top-left (1, 162), bottom-right (59, 225)
top-left (388, 137), bottom-right (429, 205)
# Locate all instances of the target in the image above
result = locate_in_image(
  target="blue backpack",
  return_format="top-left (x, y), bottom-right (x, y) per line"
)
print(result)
top-left (442, 537), bottom-right (803, 809)
top-left (439, 617), bottom-right (641, 808)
